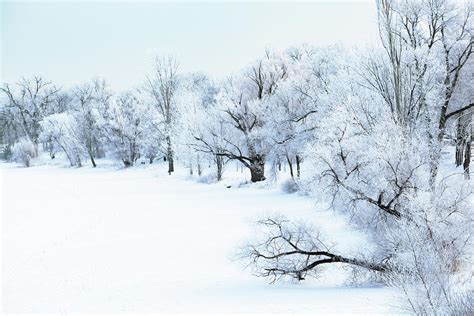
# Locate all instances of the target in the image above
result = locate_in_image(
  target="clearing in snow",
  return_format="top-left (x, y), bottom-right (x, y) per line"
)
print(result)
top-left (1, 162), bottom-right (399, 314)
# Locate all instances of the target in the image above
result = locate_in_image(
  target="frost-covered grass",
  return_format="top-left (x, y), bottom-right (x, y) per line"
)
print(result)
top-left (1, 159), bottom-right (399, 314)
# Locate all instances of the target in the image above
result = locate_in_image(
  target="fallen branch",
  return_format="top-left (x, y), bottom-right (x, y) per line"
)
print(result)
top-left (243, 217), bottom-right (388, 283)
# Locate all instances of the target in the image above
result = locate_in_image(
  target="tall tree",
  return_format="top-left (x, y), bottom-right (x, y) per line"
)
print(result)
top-left (210, 50), bottom-right (289, 182)
top-left (145, 56), bottom-right (181, 175)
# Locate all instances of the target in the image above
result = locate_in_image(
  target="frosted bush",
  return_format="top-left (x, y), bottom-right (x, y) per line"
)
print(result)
top-left (11, 138), bottom-right (37, 167)
top-left (281, 178), bottom-right (299, 193)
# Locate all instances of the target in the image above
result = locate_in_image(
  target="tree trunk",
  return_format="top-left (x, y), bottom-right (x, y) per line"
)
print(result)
top-left (216, 154), bottom-right (224, 181)
top-left (197, 155), bottom-right (202, 176)
top-left (249, 154), bottom-right (265, 182)
top-left (286, 155), bottom-right (294, 178)
top-left (166, 136), bottom-right (174, 175)
top-left (76, 155), bottom-right (82, 167)
top-left (296, 155), bottom-right (301, 178)
top-left (168, 155), bottom-right (174, 175)
top-left (89, 153), bottom-right (97, 168)
top-left (456, 146), bottom-right (464, 166)
top-left (463, 133), bottom-right (471, 180)
top-left (455, 116), bottom-right (464, 166)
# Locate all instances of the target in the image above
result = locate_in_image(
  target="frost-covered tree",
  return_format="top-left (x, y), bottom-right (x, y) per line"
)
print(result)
top-left (192, 104), bottom-right (236, 181)
top-left (177, 73), bottom-right (222, 177)
top-left (69, 79), bottom-right (111, 167)
top-left (243, 2), bottom-right (473, 313)
top-left (1, 76), bottom-right (61, 146)
top-left (244, 57), bottom-right (472, 312)
top-left (446, 58), bottom-right (473, 178)
top-left (366, 0), bottom-right (473, 181)
top-left (0, 104), bottom-right (22, 158)
top-left (263, 45), bottom-right (343, 178)
top-left (144, 56), bottom-right (181, 174)
top-left (40, 112), bottom-right (84, 167)
top-left (208, 50), bottom-right (289, 182)
top-left (104, 91), bottom-right (152, 167)
top-left (11, 137), bottom-right (37, 167)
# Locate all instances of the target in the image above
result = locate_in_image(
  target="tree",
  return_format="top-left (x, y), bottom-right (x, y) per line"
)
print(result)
top-left (209, 50), bottom-right (289, 182)
top-left (104, 91), bottom-right (152, 167)
top-left (243, 36), bottom-right (472, 315)
top-left (40, 112), bottom-right (84, 167)
top-left (242, 217), bottom-right (387, 283)
top-left (0, 76), bottom-right (61, 147)
top-left (192, 105), bottom-right (234, 181)
top-left (368, 0), bottom-right (473, 181)
top-left (144, 56), bottom-right (181, 174)
top-left (69, 78), bottom-right (111, 167)
top-left (176, 73), bottom-right (231, 179)
top-left (263, 45), bottom-right (343, 179)
top-left (447, 58), bottom-right (473, 178)
top-left (244, 64), bottom-right (472, 313)
top-left (0, 103), bottom-right (22, 156)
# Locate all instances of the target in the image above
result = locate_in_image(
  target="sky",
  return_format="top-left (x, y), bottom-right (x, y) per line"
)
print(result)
top-left (1, 0), bottom-right (378, 90)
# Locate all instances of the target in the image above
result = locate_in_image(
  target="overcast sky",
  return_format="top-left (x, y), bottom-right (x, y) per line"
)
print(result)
top-left (1, 0), bottom-right (378, 89)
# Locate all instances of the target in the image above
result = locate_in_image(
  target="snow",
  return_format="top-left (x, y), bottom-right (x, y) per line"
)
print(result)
top-left (1, 161), bottom-right (399, 314)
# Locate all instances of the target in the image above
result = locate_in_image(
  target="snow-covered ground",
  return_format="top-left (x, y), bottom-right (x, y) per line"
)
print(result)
top-left (1, 160), bottom-right (399, 314)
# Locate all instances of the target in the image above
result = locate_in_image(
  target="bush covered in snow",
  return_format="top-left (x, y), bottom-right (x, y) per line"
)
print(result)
top-left (281, 178), bottom-right (299, 194)
top-left (11, 138), bottom-right (37, 167)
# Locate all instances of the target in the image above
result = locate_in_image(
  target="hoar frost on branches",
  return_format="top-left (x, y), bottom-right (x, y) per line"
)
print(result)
top-left (104, 92), bottom-right (153, 167)
top-left (0, 1), bottom-right (472, 313)
top-left (194, 50), bottom-right (290, 182)
top-left (242, 1), bottom-right (473, 313)
top-left (11, 137), bottom-right (37, 167)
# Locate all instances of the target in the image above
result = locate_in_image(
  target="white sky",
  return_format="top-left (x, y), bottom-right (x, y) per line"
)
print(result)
top-left (1, 0), bottom-right (378, 90)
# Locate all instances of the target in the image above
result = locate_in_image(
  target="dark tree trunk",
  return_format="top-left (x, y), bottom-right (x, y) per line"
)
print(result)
top-left (463, 135), bottom-right (471, 180)
top-left (197, 162), bottom-right (202, 176)
top-left (455, 117), bottom-right (464, 166)
top-left (455, 112), bottom-right (472, 179)
top-left (286, 155), bottom-right (294, 178)
top-left (249, 154), bottom-right (265, 182)
top-left (168, 155), bottom-right (174, 175)
top-left (456, 145), bottom-right (464, 166)
top-left (90, 153), bottom-right (97, 168)
top-left (216, 154), bottom-right (224, 181)
top-left (296, 155), bottom-right (301, 178)
top-left (166, 136), bottom-right (174, 175)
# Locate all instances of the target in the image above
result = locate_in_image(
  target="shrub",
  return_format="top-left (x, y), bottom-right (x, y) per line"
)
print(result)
top-left (281, 178), bottom-right (299, 194)
top-left (11, 138), bottom-right (37, 167)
